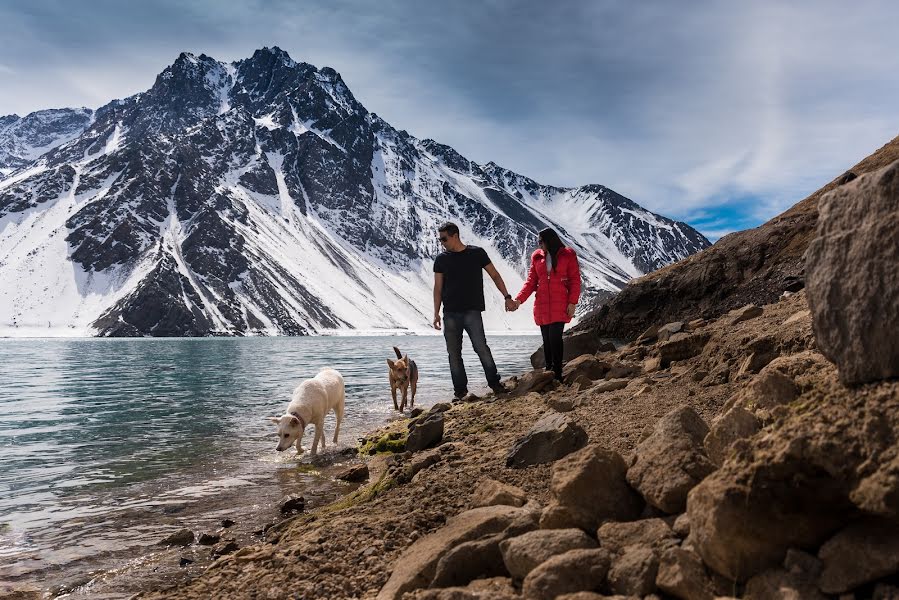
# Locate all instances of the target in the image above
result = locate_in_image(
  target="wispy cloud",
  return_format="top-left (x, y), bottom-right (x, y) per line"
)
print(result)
top-left (1, 0), bottom-right (898, 240)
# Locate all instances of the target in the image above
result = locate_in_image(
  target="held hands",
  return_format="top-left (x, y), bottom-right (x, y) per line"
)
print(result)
top-left (566, 303), bottom-right (577, 318)
top-left (504, 298), bottom-right (520, 312)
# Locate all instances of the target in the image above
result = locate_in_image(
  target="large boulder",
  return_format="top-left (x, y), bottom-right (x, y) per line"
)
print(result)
top-left (562, 354), bottom-right (611, 383)
top-left (508, 371), bottom-right (556, 397)
top-left (506, 412), bottom-right (588, 469)
top-left (377, 505), bottom-right (538, 600)
top-left (530, 330), bottom-right (615, 368)
top-left (607, 544), bottom-right (659, 596)
top-left (626, 407), bottom-right (715, 513)
top-left (655, 548), bottom-right (715, 600)
top-left (805, 158), bottom-right (899, 384)
top-left (521, 548), bottom-right (611, 600)
top-left (541, 445), bottom-right (643, 530)
top-left (500, 528), bottom-right (598, 580)
top-left (704, 406), bottom-right (760, 466)
top-left (743, 568), bottom-right (827, 600)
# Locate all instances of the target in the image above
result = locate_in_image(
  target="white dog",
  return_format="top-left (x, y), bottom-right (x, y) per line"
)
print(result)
top-left (270, 368), bottom-right (345, 455)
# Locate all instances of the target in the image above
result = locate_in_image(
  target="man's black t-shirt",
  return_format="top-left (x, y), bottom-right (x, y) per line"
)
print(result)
top-left (433, 246), bottom-right (492, 312)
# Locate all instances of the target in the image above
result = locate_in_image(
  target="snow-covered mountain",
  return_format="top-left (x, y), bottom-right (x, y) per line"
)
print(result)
top-left (0, 47), bottom-right (709, 337)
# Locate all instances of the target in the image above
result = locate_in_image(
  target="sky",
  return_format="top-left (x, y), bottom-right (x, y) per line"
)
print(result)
top-left (2, 0), bottom-right (898, 241)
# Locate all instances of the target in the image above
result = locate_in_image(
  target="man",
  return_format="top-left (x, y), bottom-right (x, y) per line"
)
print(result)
top-left (433, 222), bottom-right (517, 399)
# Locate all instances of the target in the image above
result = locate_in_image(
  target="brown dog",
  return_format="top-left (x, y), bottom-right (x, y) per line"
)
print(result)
top-left (387, 346), bottom-right (418, 411)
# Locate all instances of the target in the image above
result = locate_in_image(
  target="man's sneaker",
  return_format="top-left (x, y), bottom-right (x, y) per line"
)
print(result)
top-left (452, 391), bottom-right (468, 403)
top-left (489, 382), bottom-right (509, 395)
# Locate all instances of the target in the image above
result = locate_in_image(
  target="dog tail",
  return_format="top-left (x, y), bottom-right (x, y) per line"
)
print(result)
top-left (393, 346), bottom-right (403, 359)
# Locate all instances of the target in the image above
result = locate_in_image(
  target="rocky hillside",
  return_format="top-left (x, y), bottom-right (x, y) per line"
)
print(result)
top-left (109, 157), bottom-right (899, 600)
top-left (0, 47), bottom-right (708, 337)
top-left (573, 133), bottom-right (899, 341)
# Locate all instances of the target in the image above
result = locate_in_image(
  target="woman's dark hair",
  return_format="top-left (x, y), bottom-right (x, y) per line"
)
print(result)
top-left (538, 227), bottom-right (565, 270)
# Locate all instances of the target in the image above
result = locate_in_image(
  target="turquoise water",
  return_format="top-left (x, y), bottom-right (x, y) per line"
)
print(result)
top-left (0, 334), bottom-right (539, 590)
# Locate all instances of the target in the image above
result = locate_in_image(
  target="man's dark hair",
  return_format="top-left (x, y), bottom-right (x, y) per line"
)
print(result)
top-left (438, 222), bottom-right (460, 237)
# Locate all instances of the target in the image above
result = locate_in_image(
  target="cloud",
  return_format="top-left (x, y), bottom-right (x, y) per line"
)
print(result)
top-left (1, 0), bottom-right (898, 240)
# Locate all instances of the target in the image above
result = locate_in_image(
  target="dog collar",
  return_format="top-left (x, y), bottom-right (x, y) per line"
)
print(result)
top-left (289, 411), bottom-right (306, 429)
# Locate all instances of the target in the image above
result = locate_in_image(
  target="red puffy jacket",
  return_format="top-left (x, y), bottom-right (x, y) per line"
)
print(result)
top-left (515, 247), bottom-right (582, 326)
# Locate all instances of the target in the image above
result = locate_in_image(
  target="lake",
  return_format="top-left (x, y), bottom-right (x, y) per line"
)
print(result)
top-left (0, 334), bottom-right (540, 596)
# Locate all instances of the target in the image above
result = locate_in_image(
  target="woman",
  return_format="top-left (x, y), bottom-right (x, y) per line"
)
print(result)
top-left (512, 228), bottom-right (581, 381)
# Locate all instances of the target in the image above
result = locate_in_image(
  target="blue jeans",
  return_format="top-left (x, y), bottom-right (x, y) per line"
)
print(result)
top-left (443, 310), bottom-right (500, 396)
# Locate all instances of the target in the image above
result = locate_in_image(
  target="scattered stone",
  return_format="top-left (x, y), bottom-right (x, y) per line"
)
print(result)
top-left (608, 544), bottom-right (659, 596)
top-left (211, 539), bottom-right (239, 557)
top-left (531, 331), bottom-right (614, 369)
top-left (505, 412), bottom-right (588, 469)
top-left (413, 576), bottom-right (518, 600)
top-left (547, 396), bottom-right (577, 412)
top-left (705, 363), bottom-right (730, 386)
top-left (398, 449), bottom-right (442, 483)
top-left (626, 406), bottom-right (715, 513)
top-left (562, 355), bottom-right (611, 383)
top-left (636, 324), bottom-right (660, 345)
top-left (458, 392), bottom-right (480, 403)
top-left (673, 513), bottom-right (690, 538)
top-left (500, 528), bottom-right (598, 580)
top-left (818, 518), bottom-right (899, 594)
top-left (704, 406), bottom-right (760, 466)
top-left (522, 548), bottom-right (612, 600)
top-left (377, 505), bottom-right (538, 600)
top-left (509, 370), bottom-right (556, 397)
top-left (805, 158), bottom-right (899, 384)
top-left (851, 453), bottom-right (899, 520)
top-left (470, 478), bottom-right (528, 509)
top-left (179, 556), bottom-right (194, 567)
top-left (592, 379), bottom-right (630, 393)
top-left (408, 407), bottom-right (425, 419)
top-left (655, 547), bottom-right (714, 600)
top-left (220, 518), bottom-right (235, 528)
top-left (429, 533), bottom-right (507, 588)
top-left (430, 403), bottom-right (452, 414)
top-left (407, 411), bottom-right (445, 452)
top-left (657, 321), bottom-right (684, 342)
top-left (335, 463), bottom-right (370, 482)
top-left (783, 548), bottom-right (823, 578)
top-left (728, 304), bottom-right (764, 325)
top-left (743, 568), bottom-right (827, 600)
top-left (596, 341), bottom-right (617, 353)
top-left (783, 310), bottom-right (810, 326)
top-left (736, 335), bottom-right (779, 376)
top-left (543, 444), bottom-right (643, 530)
top-left (158, 528), bottom-right (195, 547)
top-left (743, 368), bottom-right (799, 414)
top-left (279, 495), bottom-right (305, 514)
top-left (642, 356), bottom-right (661, 372)
top-left (197, 532), bottom-right (220, 546)
top-left (687, 318), bottom-right (706, 330)
top-left (597, 519), bottom-right (679, 555)
top-left (658, 333), bottom-right (711, 368)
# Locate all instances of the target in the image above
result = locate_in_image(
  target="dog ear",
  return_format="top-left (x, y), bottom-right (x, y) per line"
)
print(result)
top-left (403, 354), bottom-right (409, 363)
top-left (290, 416), bottom-right (300, 426)
top-left (387, 359), bottom-right (395, 368)
top-left (268, 416), bottom-right (281, 424)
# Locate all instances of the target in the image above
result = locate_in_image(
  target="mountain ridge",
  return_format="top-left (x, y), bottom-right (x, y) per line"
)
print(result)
top-left (0, 47), bottom-right (709, 336)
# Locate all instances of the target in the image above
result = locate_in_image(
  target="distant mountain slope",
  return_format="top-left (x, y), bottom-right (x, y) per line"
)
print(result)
top-left (0, 47), bottom-right (709, 337)
top-left (574, 133), bottom-right (899, 340)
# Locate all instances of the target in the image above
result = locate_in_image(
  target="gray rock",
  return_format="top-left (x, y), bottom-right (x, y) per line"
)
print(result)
top-left (377, 505), bottom-right (539, 600)
top-left (626, 406), bottom-right (715, 513)
top-left (508, 370), bottom-right (556, 397)
top-left (818, 517), bottom-right (899, 594)
top-left (543, 444), bottom-right (643, 530)
top-left (655, 547), bottom-right (714, 600)
top-left (429, 533), bottom-right (508, 588)
top-left (547, 395), bottom-right (577, 412)
top-left (657, 321), bottom-right (684, 342)
top-left (522, 548), bottom-right (612, 600)
top-left (415, 576), bottom-right (519, 600)
top-left (608, 544), bottom-right (659, 596)
top-left (704, 406), bottom-right (760, 466)
top-left (531, 330), bottom-right (614, 368)
top-left (562, 354), bottom-right (612, 383)
top-left (592, 379), bottom-right (630, 393)
top-left (597, 519), bottom-right (679, 555)
top-left (470, 478), bottom-right (528, 508)
top-left (500, 528), bottom-right (598, 580)
top-left (279, 495), bottom-right (305, 514)
top-left (506, 412), bottom-right (588, 469)
top-left (407, 412), bottom-right (445, 452)
top-left (658, 333), bottom-right (711, 368)
top-left (335, 463), bottom-right (370, 482)
top-left (197, 532), bottom-right (220, 546)
top-left (211, 539), bottom-right (239, 557)
top-left (158, 528), bottom-right (195, 547)
top-left (805, 158), bottom-right (899, 384)
top-left (728, 304), bottom-right (764, 325)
